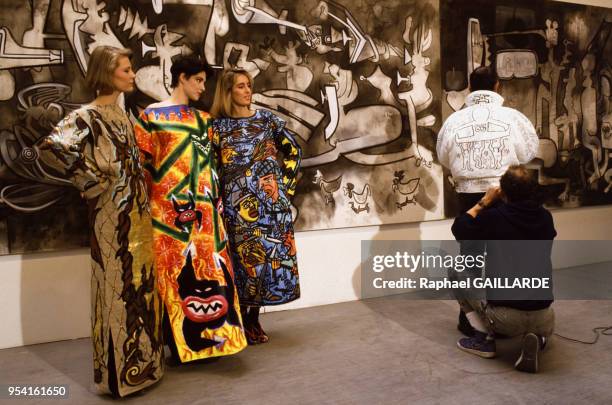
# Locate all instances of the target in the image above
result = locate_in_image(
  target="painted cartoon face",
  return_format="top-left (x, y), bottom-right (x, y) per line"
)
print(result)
top-left (182, 71), bottom-right (207, 101)
top-left (177, 252), bottom-right (230, 325)
top-left (237, 194), bottom-right (259, 222)
top-left (231, 73), bottom-right (252, 108)
top-left (221, 147), bottom-right (238, 164)
top-left (112, 56), bottom-right (136, 93)
top-left (258, 173), bottom-right (279, 202)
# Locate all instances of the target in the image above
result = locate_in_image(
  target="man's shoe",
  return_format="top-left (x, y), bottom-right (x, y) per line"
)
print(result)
top-left (457, 310), bottom-right (475, 337)
top-left (515, 333), bottom-right (540, 373)
top-left (457, 331), bottom-right (496, 358)
top-left (539, 335), bottom-right (548, 351)
top-left (458, 309), bottom-right (508, 339)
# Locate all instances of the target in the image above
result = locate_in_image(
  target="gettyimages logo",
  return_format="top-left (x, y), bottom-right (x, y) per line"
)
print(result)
top-left (361, 240), bottom-right (612, 300)
top-left (371, 251), bottom-right (486, 273)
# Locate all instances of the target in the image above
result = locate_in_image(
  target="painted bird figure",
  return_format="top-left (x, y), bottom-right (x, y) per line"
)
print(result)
top-left (343, 182), bottom-right (371, 214)
top-left (392, 170), bottom-right (420, 210)
top-left (313, 169), bottom-right (343, 205)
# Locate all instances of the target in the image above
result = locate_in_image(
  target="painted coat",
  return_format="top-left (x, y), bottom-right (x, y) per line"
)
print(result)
top-left (135, 105), bottom-right (246, 363)
top-left (213, 109), bottom-right (301, 306)
top-left (38, 104), bottom-right (163, 397)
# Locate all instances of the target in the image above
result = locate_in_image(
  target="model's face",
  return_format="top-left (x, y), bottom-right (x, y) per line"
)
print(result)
top-left (181, 71), bottom-right (206, 101)
top-left (231, 74), bottom-right (252, 108)
top-left (112, 56), bottom-right (136, 93)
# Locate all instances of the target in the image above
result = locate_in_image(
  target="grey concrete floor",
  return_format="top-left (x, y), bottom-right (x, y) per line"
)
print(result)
top-left (1, 298), bottom-right (611, 405)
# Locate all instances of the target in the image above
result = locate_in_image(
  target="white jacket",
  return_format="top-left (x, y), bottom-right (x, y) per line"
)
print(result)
top-left (436, 90), bottom-right (539, 193)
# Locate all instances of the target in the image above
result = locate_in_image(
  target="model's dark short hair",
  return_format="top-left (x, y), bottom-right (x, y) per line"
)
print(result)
top-left (469, 66), bottom-right (498, 91)
top-left (500, 165), bottom-right (538, 203)
top-left (170, 55), bottom-right (214, 87)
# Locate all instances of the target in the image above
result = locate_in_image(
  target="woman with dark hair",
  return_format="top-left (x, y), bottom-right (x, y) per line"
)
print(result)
top-left (37, 46), bottom-right (163, 397)
top-left (135, 55), bottom-right (246, 364)
top-left (211, 69), bottom-right (302, 345)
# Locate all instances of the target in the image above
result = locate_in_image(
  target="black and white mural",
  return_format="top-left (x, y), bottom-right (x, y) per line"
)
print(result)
top-left (0, 0), bottom-right (443, 254)
top-left (441, 0), bottom-right (612, 214)
top-left (3, 0), bottom-right (610, 255)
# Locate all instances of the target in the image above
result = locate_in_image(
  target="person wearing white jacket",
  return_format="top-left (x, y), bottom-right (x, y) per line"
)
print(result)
top-left (437, 66), bottom-right (539, 208)
top-left (436, 66), bottom-right (539, 337)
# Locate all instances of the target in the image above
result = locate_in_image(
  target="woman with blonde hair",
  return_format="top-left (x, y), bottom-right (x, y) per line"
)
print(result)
top-left (211, 69), bottom-right (302, 344)
top-left (37, 45), bottom-right (163, 397)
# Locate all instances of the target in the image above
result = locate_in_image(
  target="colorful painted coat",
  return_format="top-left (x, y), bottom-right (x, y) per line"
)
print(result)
top-left (213, 109), bottom-right (301, 306)
top-left (38, 104), bottom-right (163, 397)
top-left (135, 105), bottom-right (246, 363)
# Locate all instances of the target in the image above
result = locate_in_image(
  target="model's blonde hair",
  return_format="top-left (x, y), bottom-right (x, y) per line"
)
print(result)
top-left (210, 69), bottom-right (253, 118)
top-left (85, 46), bottom-right (133, 95)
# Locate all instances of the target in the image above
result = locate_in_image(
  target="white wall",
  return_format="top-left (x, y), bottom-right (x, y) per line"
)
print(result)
top-left (0, 249), bottom-right (91, 348)
top-left (1, 0), bottom-right (610, 350)
top-left (280, 205), bottom-right (612, 312)
top-left (2, 204), bottom-right (612, 349)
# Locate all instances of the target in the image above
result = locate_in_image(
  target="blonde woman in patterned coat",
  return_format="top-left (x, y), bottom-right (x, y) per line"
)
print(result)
top-left (37, 46), bottom-right (163, 397)
top-left (211, 69), bottom-right (302, 345)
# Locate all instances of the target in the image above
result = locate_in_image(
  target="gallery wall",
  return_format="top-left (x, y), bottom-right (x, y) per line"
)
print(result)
top-left (2, 201), bottom-right (612, 349)
top-left (2, 0), bottom-right (611, 254)
top-left (0, 0), bottom-right (446, 256)
top-left (0, 0), bottom-right (611, 349)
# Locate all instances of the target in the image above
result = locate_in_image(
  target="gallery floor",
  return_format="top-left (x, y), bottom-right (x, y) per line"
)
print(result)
top-left (1, 296), bottom-right (611, 404)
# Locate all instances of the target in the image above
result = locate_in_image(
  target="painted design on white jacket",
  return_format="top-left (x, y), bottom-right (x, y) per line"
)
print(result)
top-left (436, 90), bottom-right (538, 193)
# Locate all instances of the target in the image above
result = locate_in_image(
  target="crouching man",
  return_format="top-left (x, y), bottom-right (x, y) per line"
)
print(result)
top-left (451, 165), bottom-right (556, 373)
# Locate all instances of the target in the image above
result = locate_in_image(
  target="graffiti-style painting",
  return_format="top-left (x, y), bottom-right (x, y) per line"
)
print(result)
top-left (441, 0), bottom-right (612, 214)
top-left (244, 0), bottom-right (445, 230)
top-left (0, 0), bottom-right (443, 254)
top-left (6, 0), bottom-right (610, 255)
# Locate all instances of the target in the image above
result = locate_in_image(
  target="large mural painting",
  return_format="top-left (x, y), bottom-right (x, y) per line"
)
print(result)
top-left (2, 0), bottom-right (610, 255)
top-left (441, 0), bottom-right (612, 214)
top-left (0, 0), bottom-right (443, 254)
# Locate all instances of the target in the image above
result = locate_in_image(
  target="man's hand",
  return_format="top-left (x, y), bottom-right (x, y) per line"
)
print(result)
top-left (481, 187), bottom-right (502, 207)
top-left (467, 187), bottom-right (502, 218)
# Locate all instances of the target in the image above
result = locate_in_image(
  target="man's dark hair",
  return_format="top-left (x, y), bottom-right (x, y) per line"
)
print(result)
top-left (469, 66), bottom-right (498, 92)
top-left (500, 165), bottom-right (538, 203)
top-left (170, 55), bottom-right (214, 87)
